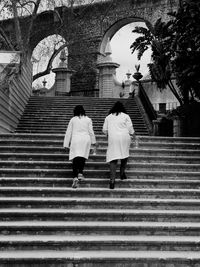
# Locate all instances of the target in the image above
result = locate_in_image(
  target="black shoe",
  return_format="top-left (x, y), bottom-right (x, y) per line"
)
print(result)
top-left (120, 173), bottom-right (127, 180)
top-left (109, 181), bottom-right (115, 189)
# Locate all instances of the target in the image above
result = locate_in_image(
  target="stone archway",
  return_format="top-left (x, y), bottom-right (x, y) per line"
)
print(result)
top-left (1, 0), bottom-right (178, 93)
top-left (96, 17), bottom-right (154, 98)
top-left (99, 17), bottom-right (148, 56)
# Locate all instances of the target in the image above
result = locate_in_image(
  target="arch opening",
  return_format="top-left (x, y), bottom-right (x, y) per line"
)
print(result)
top-left (31, 34), bottom-right (68, 90)
top-left (100, 18), bottom-right (152, 81)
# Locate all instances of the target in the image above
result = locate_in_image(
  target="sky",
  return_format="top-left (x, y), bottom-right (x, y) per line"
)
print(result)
top-left (110, 22), bottom-right (152, 82)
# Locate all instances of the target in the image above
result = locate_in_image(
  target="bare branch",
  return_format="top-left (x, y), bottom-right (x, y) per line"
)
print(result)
top-left (0, 27), bottom-right (15, 50)
top-left (33, 42), bottom-right (68, 81)
top-left (25, 0), bottom-right (41, 52)
top-left (10, 0), bottom-right (24, 51)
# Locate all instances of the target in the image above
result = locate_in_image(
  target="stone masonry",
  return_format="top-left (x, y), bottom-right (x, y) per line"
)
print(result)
top-left (1, 0), bottom-right (179, 92)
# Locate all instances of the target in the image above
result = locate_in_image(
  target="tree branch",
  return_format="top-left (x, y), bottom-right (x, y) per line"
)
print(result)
top-left (25, 0), bottom-right (41, 52)
top-left (33, 42), bottom-right (68, 81)
top-left (0, 27), bottom-right (15, 50)
top-left (11, 0), bottom-right (24, 51)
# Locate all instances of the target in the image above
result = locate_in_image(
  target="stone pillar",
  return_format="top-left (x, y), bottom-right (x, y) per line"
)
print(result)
top-left (132, 65), bottom-right (143, 97)
top-left (52, 50), bottom-right (74, 95)
top-left (153, 119), bottom-right (160, 136)
top-left (173, 116), bottom-right (182, 137)
top-left (96, 41), bottom-right (120, 98)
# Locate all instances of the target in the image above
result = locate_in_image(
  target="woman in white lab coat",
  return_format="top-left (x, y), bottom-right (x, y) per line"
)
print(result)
top-left (103, 101), bottom-right (135, 189)
top-left (63, 105), bottom-right (96, 188)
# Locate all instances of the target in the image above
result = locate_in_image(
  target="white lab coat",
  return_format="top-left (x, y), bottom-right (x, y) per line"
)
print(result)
top-left (63, 116), bottom-right (96, 160)
top-left (103, 112), bottom-right (134, 162)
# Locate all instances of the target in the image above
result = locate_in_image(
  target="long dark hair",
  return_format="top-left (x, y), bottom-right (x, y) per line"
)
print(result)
top-left (109, 101), bottom-right (127, 115)
top-left (73, 105), bottom-right (86, 117)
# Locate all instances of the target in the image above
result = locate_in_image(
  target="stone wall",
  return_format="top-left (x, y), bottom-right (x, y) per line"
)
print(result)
top-left (141, 79), bottom-right (180, 111)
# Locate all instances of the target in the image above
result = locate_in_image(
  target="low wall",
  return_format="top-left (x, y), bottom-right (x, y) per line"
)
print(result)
top-left (0, 59), bottom-right (32, 133)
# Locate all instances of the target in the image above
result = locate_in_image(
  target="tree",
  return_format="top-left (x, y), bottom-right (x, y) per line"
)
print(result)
top-left (170, 0), bottom-right (200, 103)
top-left (130, 0), bottom-right (200, 105)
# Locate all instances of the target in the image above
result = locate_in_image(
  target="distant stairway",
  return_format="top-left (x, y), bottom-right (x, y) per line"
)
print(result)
top-left (0, 96), bottom-right (200, 266)
top-left (16, 96), bottom-right (150, 135)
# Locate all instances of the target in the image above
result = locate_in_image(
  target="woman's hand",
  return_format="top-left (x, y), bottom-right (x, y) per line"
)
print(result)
top-left (91, 143), bottom-right (98, 155)
top-left (131, 134), bottom-right (136, 142)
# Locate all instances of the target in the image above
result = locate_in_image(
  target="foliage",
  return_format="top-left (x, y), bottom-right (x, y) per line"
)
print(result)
top-left (130, 0), bottom-right (200, 105)
top-left (170, 0), bottom-right (200, 102)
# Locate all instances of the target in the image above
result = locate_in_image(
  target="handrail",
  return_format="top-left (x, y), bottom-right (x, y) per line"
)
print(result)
top-left (138, 81), bottom-right (157, 122)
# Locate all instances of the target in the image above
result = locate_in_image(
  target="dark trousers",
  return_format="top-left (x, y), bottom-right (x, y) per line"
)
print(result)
top-left (110, 158), bottom-right (128, 182)
top-left (72, 157), bottom-right (86, 178)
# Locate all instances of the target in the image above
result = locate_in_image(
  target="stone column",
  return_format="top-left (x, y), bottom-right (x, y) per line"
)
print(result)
top-left (173, 116), bottom-right (182, 137)
top-left (52, 50), bottom-right (74, 95)
top-left (96, 41), bottom-right (120, 98)
top-left (153, 120), bottom-right (159, 136)
top-left (132, 65), bottom-right (143, 97)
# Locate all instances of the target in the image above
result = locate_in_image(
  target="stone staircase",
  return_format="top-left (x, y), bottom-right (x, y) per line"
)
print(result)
top-left (0, 96), bottom-right (200, 266)
top-left (16, 96), bottom-right (150, 135)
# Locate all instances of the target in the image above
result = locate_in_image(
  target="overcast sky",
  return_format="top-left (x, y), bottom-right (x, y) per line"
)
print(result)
top-left (111, 22), bottom-right (152, 81)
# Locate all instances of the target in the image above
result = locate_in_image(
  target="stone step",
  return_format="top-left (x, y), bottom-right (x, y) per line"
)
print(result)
top-left (23, 104), bottom-right (139, 111)
top-left (17, 119), bottom-right (145, 125)
top-left (1, 168), bottom-right (200, 179)
top-left (1, 145), bottom-right (200, 157)
top-left (19, 114), bottom-right (142, 121)
top-left (16, 122), bottom-right (145, 129)
top-left (138, 142), bottom-right (200, 150)
top-left (0, 250), bottom-right (199, 266)
top-left (0, 235), bottom-right (200, 251)
top-left (15, 126), bottom-right (148, 132)
top-left (25, 100), bottom-right (137, 107)
top-left (2, 134), bottom-right (200, 146)
top-left (0, 139), bottom-right (200, 151)
top-left (26, 101), bottom-right (133, 105)
top-left (1, 221), bottom-right (200, 236)
top-left (16, 125), bottom-right (147, 131)
top-left (140, 136), bottom-right (200, 144)
top-left (26, 97), bottom-right (129, 103)
top-left (0, 133), bottom-right (105, 141)
top-left (0, 187), bottom-right (200, 199)
top-left (21, 111), bottom-right (141, 117)
top-left (20, 111), bottom-right (141, 117)
top-left (0, 208), bottom-right (200, 222)
top-left (15, 129), bottom-right (149, 135)
top-left (21, 110), bottom-right (141, 115)
top-left (23, 104), bottom-right (139, 109)
top-left (0, 161), bottom-right (199, 172)
top-left (1, 177), bottom-right (200, 189)
top-left (1, 133), bottom-right (200, 144)
top-left (0, 153), bottom-right (199, 164)
top-left (0, 197), bottom-right (200, 210)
